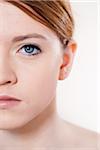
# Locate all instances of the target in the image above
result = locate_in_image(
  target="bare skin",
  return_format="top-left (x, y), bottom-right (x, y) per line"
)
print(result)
top-left (0, 99), bottom-right (98, 150)
top-left (0, 1), bottom-right (99, 150)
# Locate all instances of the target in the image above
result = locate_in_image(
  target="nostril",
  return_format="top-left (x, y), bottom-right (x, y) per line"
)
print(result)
top-left (0, 72), bottom-right (17, 85)
top-left (7, 81), bottom-right (11, 84)
top-left (0, 80), bottom-right (11, 86)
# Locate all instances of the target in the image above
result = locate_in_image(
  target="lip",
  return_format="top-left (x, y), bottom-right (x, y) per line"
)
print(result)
top-left (0, 95), bottom-right (22, 101)
top-left (0, 95), bottom-right (22, 109)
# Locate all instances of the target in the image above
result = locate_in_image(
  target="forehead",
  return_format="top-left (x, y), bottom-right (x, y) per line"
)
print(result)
top-left (0, 1), bottom-right (58, 43)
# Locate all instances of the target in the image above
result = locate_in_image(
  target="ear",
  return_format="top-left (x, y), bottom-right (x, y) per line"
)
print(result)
top-left (58, 40), bottom-right (77, 80)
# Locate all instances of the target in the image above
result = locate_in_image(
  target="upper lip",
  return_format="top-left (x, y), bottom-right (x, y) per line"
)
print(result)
top-left (0, 95), bottom-right (22, 101)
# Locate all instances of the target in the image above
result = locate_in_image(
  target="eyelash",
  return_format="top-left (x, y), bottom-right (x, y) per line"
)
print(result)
top-left (18, 44), bottom-right (42, 56)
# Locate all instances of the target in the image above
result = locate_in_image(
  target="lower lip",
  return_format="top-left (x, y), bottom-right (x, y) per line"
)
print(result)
top-left (0, 100), bottom-right (21, 109)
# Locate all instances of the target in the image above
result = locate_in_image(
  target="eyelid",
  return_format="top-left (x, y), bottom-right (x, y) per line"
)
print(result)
top-left (20, 44), bottom-right (41, 52)
top-left (18, 42), bottom-right (41, 50)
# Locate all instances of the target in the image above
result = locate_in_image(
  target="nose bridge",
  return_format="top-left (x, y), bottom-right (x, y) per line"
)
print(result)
top-left (0, 45), bottom-right (10, 68)
top-left (0, 54), bottom-right (11, 72)
top-left (0, 51), bottom-right (17, 86)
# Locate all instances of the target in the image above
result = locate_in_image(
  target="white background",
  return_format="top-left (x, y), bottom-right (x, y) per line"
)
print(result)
top-left (57, 0), bottom-right (99, 133)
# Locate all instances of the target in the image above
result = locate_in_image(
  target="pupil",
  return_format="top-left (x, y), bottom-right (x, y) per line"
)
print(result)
top-left (25, 46), bottom-right (34, 53)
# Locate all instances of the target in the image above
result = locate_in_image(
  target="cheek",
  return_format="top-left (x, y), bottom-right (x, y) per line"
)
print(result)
top-left (21, 64), bottom-right (57, 100)
top-left (16, 55), bottom-right (60, 112)
top-left (0, 54), bottom-right (61, 129)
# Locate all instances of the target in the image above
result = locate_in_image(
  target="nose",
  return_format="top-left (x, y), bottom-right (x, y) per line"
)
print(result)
top-left (0, 59), bottom-right (17, 86)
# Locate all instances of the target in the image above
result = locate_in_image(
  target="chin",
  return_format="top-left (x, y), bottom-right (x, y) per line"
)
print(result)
top-left (0, 119), bottom-right (28, 130)
top-left (0, 124), bottom-right (22, 130)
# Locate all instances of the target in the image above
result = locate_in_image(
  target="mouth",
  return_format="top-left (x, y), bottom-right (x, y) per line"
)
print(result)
top-left (0, 95), bottom-right (22, 109)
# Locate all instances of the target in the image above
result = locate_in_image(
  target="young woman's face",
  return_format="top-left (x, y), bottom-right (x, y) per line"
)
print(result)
top-left (0, 2), bottom-right (63, 129)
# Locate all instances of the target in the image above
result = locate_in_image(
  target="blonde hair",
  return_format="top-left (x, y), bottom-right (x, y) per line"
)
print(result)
top-left (7, 0), bottom-right (74, 48)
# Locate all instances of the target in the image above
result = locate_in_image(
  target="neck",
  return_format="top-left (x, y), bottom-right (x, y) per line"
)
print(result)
top-left (0, 99), bottom-right (61, 148)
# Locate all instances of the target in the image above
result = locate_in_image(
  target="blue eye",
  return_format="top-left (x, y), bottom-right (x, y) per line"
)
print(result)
top-left (19, 44), bottom-right (41, 56)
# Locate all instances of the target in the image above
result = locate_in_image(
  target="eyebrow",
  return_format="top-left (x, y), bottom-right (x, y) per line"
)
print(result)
top-left (12, 33), bottom-right (47, 43)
